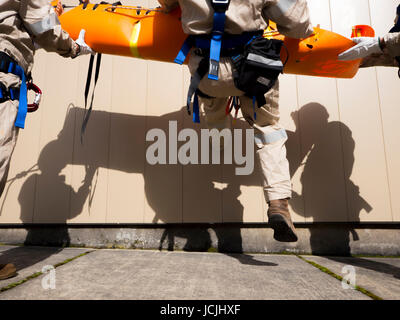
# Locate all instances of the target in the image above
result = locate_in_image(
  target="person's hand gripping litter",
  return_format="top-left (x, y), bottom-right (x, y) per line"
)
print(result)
top-left (75, 29), bottom-right (96, 56)
top-left (338, 37), bottom-right (382, 61)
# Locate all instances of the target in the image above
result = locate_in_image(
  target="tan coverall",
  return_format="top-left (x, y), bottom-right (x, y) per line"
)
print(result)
top-left (159, 0), bottom-right (313, 202)
top-left (0, 0), bottom-right (79, 196)
top-left (361, 32), bottom-right (400, 68)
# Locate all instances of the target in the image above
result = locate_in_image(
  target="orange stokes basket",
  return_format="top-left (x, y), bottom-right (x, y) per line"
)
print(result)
top-left (59, 4), bottom-right (367, 79)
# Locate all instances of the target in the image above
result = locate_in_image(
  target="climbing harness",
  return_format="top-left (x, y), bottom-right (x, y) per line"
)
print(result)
top-left (174, 1), bottom-right (287, 123)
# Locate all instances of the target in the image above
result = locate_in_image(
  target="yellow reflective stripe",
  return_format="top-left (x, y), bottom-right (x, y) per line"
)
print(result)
top-left (129, 22), bottom-right (141, 58)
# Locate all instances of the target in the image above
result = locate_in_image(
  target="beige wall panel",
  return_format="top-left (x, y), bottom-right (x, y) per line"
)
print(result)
top-left (67, 55), bottom-right (113, 224)
top-left (147, 0), bottom-right (160, 7)
top-left (181, 115), bottom-right (223, 223)
top-left (295, 76), bottom-right (349, 223)
top-left (32, 53), bottom-right (80, 223)
top-left (307, 0), bottom-right (332, 30)
top-left (369, 0), bottom-right (400, 222)
top-left (149, 0), bottom-right (182, 221)
top-left (375, 68), bottom-right (400, 222)
top-left (294, 0), bottom-right (348, 223)
top-left (368, 0), bottom-right (399, 35)
top-left (107, 57), bottom-right (147, 223)
top-left (330, 0), bottom-right (391, 222)
top-left (145, 61), bottom-right (184, 223)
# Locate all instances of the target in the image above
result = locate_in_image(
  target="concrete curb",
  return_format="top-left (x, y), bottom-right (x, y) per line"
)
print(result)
top-left (0, 224), bottom-right (400, 256)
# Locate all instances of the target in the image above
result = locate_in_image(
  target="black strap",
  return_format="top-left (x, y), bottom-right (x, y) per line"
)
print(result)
top-left (0, 82), bottom-right (9, 102)
top-left (81, 53), bottom-right (102, 143)
top-left (256, 93), bottom-right (267, 107)
top-left (197, 57), bottom-right (211, 80)
top-left (0, 52), bottom-right (16, 73)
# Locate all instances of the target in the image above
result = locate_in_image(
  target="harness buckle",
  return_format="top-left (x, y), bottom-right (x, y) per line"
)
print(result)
top-left (211, 0), bottom-right (230, 13)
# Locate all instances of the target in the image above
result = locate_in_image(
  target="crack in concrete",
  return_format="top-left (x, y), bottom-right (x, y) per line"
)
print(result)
top-left (296, 255), bottom-right (383, 300)
top-left (0, 250), bottom-right (95, 294)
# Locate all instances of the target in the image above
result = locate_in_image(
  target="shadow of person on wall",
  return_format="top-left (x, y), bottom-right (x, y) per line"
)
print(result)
top-left (9, 106), bottom-right (276, 267)
top-left (0, 106), bottom-right (97, 277)
top-left (19, 141), bottom-right (96, 246)
top-left (157, 180), bottom-right (277, 266)
top-left (286, 102), bottom-right (372, 256)
top-left (285, 102), bottom-right (400, 278)
top-left (147, 110), bottom-right (276, 266)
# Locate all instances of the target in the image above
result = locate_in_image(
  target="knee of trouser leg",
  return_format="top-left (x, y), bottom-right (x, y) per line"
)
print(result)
top-left (202, 100), bottom-right (232, 130)
top-left (254, 105), bottom-right (280, 127)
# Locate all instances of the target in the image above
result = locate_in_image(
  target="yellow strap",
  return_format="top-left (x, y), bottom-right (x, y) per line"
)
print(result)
top-left (129, 21), bottom-right (142, 58)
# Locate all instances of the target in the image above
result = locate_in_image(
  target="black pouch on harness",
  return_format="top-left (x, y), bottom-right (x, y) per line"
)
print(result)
top-left (232, 37), bottom-right (285, 106)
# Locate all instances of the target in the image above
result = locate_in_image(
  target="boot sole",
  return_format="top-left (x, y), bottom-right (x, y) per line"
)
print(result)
top-left (269, 214), bottom-right (298, 243)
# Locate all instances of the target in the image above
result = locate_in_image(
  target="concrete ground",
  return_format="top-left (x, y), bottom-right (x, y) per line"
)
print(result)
top-left (0, 245), bottom-right (399, 300)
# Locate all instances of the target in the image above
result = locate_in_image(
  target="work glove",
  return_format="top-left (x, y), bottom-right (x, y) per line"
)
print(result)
top-left (338, 37), bottom-right (382, 61)
top-left (75, 29), bottom-right (95, 56)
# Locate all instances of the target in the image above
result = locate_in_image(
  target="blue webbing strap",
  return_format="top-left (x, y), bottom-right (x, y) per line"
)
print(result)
top-left (252, 96), bottom-right (257, 121)
top-left (186, 72), bottom-right (202, 116)
top-left (208, 11), bottom-right (227, 80)
top-left (174, 35), bottom-right (195, 65)
top-left (14, 67), bottom-right (27, 129)
top-left (193, 92), bottom-right (200, 123)
top-left (6, 62), bottom-right (28, 129)
top-left (0, 81), bottom-right (5, 100)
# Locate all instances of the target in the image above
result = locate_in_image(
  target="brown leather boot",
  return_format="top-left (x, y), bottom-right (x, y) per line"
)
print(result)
top-left (0, 263), bottom-right (17, 280)
top-left (268, 199), bottom-right (298, 242)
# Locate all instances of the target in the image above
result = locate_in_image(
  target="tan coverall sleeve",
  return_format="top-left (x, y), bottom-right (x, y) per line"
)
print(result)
top-left (19, 0), bottom-right (78, 57)
top-left (263, 0), bottom-right (313, 39)
top-left (158, 0), bottom-right (179, 13)
top-left (383, 32), bottom-right (400, 57)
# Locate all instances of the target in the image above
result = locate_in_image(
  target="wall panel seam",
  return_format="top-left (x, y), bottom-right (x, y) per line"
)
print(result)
top-left (368, 0), bottom-right (394, 222)
top-left (143, 61), bottom-right (149, 224)
top-left (294, 75), bottom-right (306, 223)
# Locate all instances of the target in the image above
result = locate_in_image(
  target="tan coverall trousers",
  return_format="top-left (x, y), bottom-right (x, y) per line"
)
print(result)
top-left (0, 73), bottom-right (20, 197)
top-left (189, 53), bottom-right (292, 202)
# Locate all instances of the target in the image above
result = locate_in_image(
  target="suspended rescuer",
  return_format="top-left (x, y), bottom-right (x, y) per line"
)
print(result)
top-left (0, 0), bottom-right (94, 280)
top-left (158, 0), bottom-right (314, 242)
